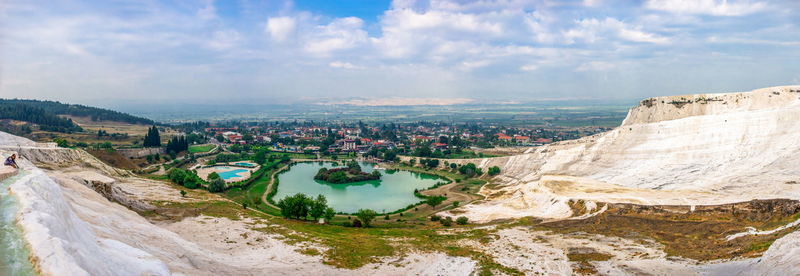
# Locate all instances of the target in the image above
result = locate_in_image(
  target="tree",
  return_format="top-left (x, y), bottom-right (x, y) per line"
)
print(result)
top-left (458, 163), bottom-right (477, 176)
top-left (208, 172), bottom-right (220, 180)
top-left (242, 134), bottom-right (254, 143)
top-left (208, 178), bottom-right (225, 193)
top-left (179, 190), bottom-right (187, 197)
top-left (383, 150), bottom-right (397, 162)
top-left (488, 166), bottom-right (501, 176)
top-left (277, 193), bottom-right (311, 220)
top-left (356, 209), bottom-right (377, 227)
top-left (426, 196), bottom-right (446, 208)
top-left (53, 138), bottom-right (69, 148)
top-left (323, 207), bottom-right (335, 222)
top-left (441, 217), bottom-right (453, 227)
top-left (456, 216), bottom-right (469, 225)
top-left (414, 146), bottom-right (432, 157)
top-left (425, 159), bottom-right (439, 169)
top-left (370, 170), bottom-right (382, 178)
top-left (143, 126), bottom-right (161, 147)
top-left (309, 195), bottom-right (328, 221)
top-left (253, 149), bottom-right (267, 165)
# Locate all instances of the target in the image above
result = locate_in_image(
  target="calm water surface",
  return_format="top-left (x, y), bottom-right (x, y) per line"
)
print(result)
top-left (273, 161), bottom-right (445, 213)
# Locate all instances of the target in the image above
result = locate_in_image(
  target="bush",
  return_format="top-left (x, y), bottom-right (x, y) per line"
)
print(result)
top-left (452, 201), bottom-right (460, 207)
top-left (426, 196), bottom-right (446, 208)
top-left (208, 178), bottom-right (225, 193)
top-left (208, 172), bottom-right (220, 180)
top-left (456, 216), bottom-right (469, 225)
top-left (441, 218), bottom-right (452, 227)
top-left (430, 215), bottom-right (441, 221)
top-left (352, 218), bottom-right (363, 227)
top-left (277, 193), bottom-right (312, 220)
top-left (356, 209), bottom-right (377, 227)
top-left (488, 166), bottom-right (501, 176)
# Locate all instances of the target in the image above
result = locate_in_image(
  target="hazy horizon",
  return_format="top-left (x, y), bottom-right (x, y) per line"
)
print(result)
top-left (2, 0), bottom-right (799, 105)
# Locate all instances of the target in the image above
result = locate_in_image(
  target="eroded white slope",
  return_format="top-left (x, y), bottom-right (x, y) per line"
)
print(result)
top-left (2, 133), bottom-right (477, 275)
top-left (10, 165), bottom-right (171, 276)
top-left (447, 86), bottom-right (800, 221)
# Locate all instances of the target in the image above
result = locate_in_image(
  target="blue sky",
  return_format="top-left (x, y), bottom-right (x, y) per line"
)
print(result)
top-left (1, 0), bottom-right (798, 105)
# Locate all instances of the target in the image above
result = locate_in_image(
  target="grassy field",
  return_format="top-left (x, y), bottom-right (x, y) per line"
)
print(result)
top-left (189, 144), bottom-right (215, 153)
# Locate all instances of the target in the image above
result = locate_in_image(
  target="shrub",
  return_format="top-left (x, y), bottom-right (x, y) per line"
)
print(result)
top-left (488, 166), bottom-right (501, 176)
top-left (277, 193), bottom-right (312, 220)
top-left (179, 190), bottom-right (186, 197)
top-left (352, 218), bottom-right (363, 227)
top-left (426, 196), bottom-right (446, 208)
top-left (456, 216), bottom-right (469, 225)
top-left (208, 172), bottom-right (220, 180)
top-left (452, 201), bottom-right (460, 207)
top-left (441, 219), bottom-right (452, 227)
top-left (356, 209), bottom-right (377, 227)
top-left (384, 215), bottom-right (390, 220)
top-left (208, 178), bottom-right (225, 193)
top-left (430, 215), bottom-right (441, 221)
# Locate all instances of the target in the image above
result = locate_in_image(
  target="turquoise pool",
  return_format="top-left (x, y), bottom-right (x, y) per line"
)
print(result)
top-left (234, 162), bottom-right (255, 167)
top-left (0, 171), bottom-right (36, 276)
top-left (218, 169), bottom-right (248, 180)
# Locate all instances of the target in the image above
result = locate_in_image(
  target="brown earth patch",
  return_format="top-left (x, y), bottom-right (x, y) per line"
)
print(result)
top-left (532, 199), bottom-right (800, 261)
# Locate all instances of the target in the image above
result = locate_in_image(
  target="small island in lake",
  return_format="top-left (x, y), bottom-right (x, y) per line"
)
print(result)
top-left (315, 161), bottom-right (382, 183)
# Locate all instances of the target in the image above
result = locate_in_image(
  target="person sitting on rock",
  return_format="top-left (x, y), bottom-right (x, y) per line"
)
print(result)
top-left (4, 154), bottom-right (18, 169)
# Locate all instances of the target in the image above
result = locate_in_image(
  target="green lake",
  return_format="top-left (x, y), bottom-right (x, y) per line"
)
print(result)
top-left (273, 161), bottom-right (446, 213)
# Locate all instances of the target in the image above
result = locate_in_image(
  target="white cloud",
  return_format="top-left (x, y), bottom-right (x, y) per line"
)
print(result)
top-left (645, 0), bottom-right (768, 16)
top-left (458, 60), bottom-right (491, 71)
top-left (329, 61), bottom-right (361, 69)
top-left (564, 17), bottom-right (669, 44)
top-left (520, 64), bottom-right (538, 71)
top-left (265, 16), bottom-right (296, 42)
top-left (576, 61), bottom-right (616, 71)
top-left (303, 17), bottom-right (368, 55)
top-left (207, 30), bottom-right (241, 50)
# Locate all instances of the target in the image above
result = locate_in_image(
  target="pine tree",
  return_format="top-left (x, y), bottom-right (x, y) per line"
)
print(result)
top-left (143, 126), bottom-right (161, 147)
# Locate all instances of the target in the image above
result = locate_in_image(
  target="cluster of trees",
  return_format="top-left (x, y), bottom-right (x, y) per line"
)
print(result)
top-left (277, 193), bottom-right (335, 222)
top-left (418, 158), bottom-right (440, 169)
top-left (143, 126), bottom-right (161, 147)
top-left (96, 130), bottom-right (129, 140)
top-left (0, 99), bottom-right (155, 125)
top-left (457, 163), bottom-right (482, 177)
top-left (168, 168), bottom-right (202, 189)
top-left (314, 161), bottom-right (381, 184)
top-left (0, 102), bottom-right (83, 133)
top-left (487, 166), bottom-right (501, 176)
top-left (430, 215), bottom-right (469, 226)
top-left (166, 135), bottom-right (189, 154)
top-left (206, 172), bottom-right (226, 193)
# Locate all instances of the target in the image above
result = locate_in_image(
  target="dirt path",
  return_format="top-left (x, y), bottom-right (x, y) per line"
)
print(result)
top-left (259, 164), bottom-right (290, 209)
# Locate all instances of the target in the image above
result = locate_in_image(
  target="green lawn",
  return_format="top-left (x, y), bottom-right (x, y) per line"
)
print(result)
top-left (189, 144), bottom-right (215, 153)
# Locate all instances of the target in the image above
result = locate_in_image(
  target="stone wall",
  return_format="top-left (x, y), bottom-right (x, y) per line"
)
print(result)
top-left (117, 147), bottom-right (165, 158)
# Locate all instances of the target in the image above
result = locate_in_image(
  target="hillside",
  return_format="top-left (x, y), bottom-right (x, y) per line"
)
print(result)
top-left (0, 99), bottom-right (156, 128)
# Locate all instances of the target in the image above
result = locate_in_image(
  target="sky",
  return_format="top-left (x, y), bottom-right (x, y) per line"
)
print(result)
top-left (1, 0), bottom-right (798, 105)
